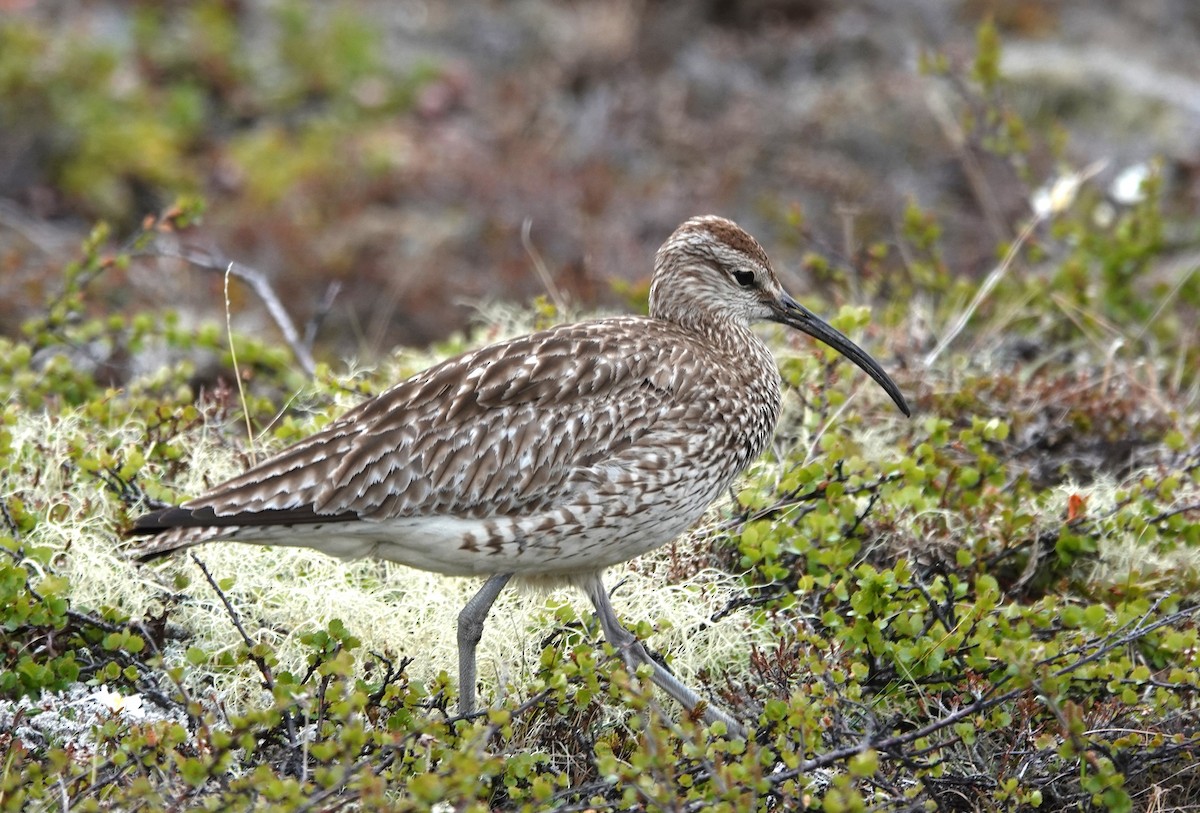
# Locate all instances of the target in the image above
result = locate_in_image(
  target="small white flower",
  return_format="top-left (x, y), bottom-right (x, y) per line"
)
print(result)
top-left (1110, 162), bottom-right (1152, 205)
top-left (1032, 173), bottom-right (1083, 219)
top-left (92, 686), bottom-right (146, 721)
top-left (1031, 160), bottom-right (1108, 220)
top-left (121, 694), bottom-right (145, 720)
top-left (92, 685), bottom-right (121, 712)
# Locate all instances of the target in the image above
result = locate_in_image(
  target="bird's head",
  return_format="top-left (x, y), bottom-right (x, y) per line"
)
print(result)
top-left (651, 215), bottom-right (910, 416)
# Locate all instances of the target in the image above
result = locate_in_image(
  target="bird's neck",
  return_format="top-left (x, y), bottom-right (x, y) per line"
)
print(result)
top-left (671, 309), bottom-right (783, 411)
top-left (670, 307), bottom-right (768, 361)
top-left (684, 313), bottom-right (784, 470)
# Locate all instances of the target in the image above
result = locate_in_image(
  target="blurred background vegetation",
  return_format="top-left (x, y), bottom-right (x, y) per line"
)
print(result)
top-left (2, 0), bottom-right (1196, 361)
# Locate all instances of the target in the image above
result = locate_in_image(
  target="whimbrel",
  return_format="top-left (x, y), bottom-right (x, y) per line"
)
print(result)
top-left (130, 215), bottom-right (910, 734)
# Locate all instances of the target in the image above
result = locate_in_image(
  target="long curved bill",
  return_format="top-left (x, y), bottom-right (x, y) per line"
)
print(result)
top-left (772, 292), bottom-right (911, 417)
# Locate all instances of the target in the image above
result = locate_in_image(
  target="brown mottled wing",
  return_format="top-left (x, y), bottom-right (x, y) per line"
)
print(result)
top-left (158, 317), bottom-right (699, 525)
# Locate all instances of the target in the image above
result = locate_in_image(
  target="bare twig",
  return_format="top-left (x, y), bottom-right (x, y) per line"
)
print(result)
top-left (304, 281), bottom-right (344, 352)
top-left (223, 264), bottom-right (256, 452)
top-left (147, 243), bottom-right (319, 375)
top-left (521, 217), bottom-right (568, 315)
top-left (190, 553), bottom-right (304, 776)
top-left (923, 215), bottom-right (1040, 368)
top-left (1134, 257), bottom-right (1200, 345)
top-left (0, 198), bottom-right (77, 254)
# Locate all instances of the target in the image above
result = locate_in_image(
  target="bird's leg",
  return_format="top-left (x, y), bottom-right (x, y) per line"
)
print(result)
top-left (457, 573), bottom-right (513, 717)
top-left (581, 574), bottom-right (745, 737)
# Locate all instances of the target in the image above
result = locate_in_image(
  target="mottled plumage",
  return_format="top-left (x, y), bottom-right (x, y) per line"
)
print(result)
top-left (129, 215), bottom-right (909, 734)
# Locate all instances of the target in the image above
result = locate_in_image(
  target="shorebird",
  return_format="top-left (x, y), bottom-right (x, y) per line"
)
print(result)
top-left (130, 215), bottom-right (909, 734)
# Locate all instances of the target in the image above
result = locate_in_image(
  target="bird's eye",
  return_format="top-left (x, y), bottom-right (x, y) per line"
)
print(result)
top-left (733, 269), bottom-right (756, 287)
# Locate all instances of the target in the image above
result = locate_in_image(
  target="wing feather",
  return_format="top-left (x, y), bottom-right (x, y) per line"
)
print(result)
top-left (181, 318), bottom-right (699, 523)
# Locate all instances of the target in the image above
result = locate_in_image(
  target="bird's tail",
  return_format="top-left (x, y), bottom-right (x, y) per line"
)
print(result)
top-left (124, 507), bottom-right (231, 562)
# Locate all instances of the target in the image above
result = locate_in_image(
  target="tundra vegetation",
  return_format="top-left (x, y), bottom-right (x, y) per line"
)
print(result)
top-left (1, 8), bottom-right (1198, 812)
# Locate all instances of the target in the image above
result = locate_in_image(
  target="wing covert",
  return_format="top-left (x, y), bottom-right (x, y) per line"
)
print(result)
top-left (183, 318), bottom-right (698, 522)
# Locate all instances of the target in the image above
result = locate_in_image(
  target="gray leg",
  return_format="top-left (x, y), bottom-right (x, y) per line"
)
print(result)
top-left (581, 574), bottom-right (745, 737)
top-left (457, 573), bottom-right (513, 716)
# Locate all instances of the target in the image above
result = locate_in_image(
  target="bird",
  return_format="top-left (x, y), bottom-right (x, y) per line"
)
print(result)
top-left (128, 215), bottom-right (910, 735)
